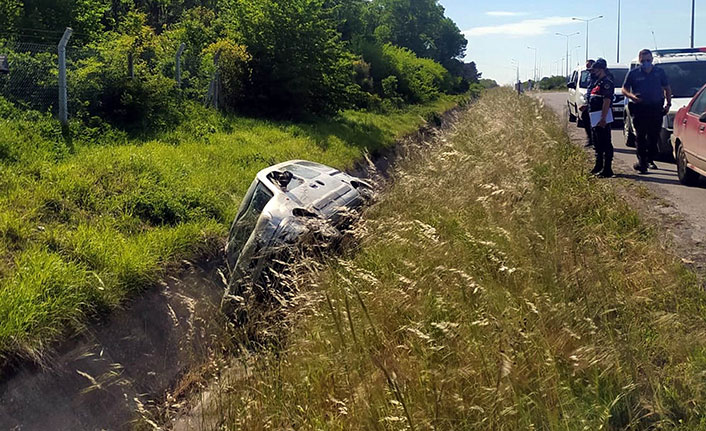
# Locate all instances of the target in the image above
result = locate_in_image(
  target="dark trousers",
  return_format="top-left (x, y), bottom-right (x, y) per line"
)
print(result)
top-left (592, 124), bottom-right (613, 164)
top-left (631, 104), bottom-right (663, 167)
top-left (581, 108), bottom-right (593, 146)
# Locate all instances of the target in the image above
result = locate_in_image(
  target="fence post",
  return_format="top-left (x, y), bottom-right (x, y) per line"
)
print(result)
top-left (175, 42), bottom-right (185, 87)
top-left (58, 27), bottom-right (72, 126)
top-left (207, 50), bottom-right (221, 109)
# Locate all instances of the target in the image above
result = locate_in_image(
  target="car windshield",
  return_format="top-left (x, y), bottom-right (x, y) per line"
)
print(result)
top-left (660, 61), bottom-right (706, 98)
top-left (230, 181), bottom-right (274, 260)
top-left (610, 69), bottom-right (628, 87)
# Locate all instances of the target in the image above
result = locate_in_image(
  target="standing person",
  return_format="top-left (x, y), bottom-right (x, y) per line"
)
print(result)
top-left (579, 59), bottom-right (596, 147)
top-left (622, 49), bottom-right (672, 173)
top-left (588, 58), bottom-right (615, 178)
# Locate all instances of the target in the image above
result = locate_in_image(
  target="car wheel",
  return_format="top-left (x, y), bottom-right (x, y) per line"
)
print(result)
top-left (676, 143), bottom-right (700, 186)
top-left (568, 103), bottom-right (577, 122)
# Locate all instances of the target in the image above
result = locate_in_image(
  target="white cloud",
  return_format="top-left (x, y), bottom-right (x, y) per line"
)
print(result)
top-left (464, 16), bottom-right (576, 37)
top-left (485, 11), bottom-right (528, 17)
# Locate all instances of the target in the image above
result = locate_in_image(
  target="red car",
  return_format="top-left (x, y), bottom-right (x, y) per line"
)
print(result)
top-left (673, 84), bottom-right (706, 185)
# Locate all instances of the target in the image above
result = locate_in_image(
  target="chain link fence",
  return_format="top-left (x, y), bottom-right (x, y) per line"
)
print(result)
top-left (0, 39), bottom-right (58, 113)
top-left (0, 29), bottom-right (219, 123)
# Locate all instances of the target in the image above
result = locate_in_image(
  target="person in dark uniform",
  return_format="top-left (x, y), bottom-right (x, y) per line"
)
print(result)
top-left (622, 48), bottom-right (672, 173)
top-left (588, 58), bottom-right (615, 178)
top-left (579, 59), bottom-right (596, 147)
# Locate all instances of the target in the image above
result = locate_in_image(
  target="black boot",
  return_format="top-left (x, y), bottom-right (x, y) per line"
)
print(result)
top-left (590, 156), bottom-right (603, 175)
top-left (598, 158), bottom-right (614, 178)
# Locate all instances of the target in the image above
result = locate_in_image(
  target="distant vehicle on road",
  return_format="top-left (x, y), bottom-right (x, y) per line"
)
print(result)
top-left (673, 84), bottom-right (706, 185)
top-left (567, 63), bottom-right (628, 125)
top-left (223, 160), bottom-right (373, 303)
top-left (624, 48), bottom-right (706, 160)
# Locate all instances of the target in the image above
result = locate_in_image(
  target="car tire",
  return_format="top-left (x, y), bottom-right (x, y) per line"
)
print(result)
top-left (568, 103), bottom-right (577, 122)
top-left (676, 143), bottom-right (700, 186)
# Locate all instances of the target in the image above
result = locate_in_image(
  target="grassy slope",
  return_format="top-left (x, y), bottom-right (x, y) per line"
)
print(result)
top-left (0, 96), bottom-right (459, 360)
top-left (213, 89), bottom-right (706, 430)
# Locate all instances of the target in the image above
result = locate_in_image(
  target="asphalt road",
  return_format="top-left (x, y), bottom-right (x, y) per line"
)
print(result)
top-left (540, 91), bottom-right (706, 246)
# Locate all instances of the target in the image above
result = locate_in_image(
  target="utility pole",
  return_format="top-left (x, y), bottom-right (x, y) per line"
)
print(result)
top-left (556, 32), bottom-right (580, 76)
top-left (573, 15), bottom-right (604, 61)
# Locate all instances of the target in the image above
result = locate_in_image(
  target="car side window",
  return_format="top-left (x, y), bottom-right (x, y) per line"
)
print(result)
top-left (579, 71), bottom-right (591, 89)
top-left (689, 91), bottom-right (706, 115)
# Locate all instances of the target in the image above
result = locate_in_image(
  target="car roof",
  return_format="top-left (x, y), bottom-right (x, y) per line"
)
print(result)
top-left (630, 48), bottom-right (706, 64)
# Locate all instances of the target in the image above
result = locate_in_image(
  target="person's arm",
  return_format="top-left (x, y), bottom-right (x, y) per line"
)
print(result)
top-left (598, 97), bottom-right (611, 128)
top-left (622, 71), bottom-right (642, 102)
top-left (661, 69), bottom-right (672, 113)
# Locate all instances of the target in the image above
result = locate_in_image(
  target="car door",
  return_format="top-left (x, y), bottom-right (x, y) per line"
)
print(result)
top-left (568, 70), bottom-right (578, 114)
top-left (682, 89), bottom-right (706, 171)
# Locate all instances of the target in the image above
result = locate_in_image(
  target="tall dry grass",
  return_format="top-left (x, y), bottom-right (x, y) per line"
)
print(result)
top-left (189, 88), bottom-right (706, 430)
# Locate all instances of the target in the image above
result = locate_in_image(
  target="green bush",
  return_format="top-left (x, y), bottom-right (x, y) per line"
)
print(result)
top-left (69, 13), bottom-right (184, 130)
top-left (364, 43), bottom-right (452, 104)
top-left (221, 0), bottom-right (360, 117)
top-left (202, 39), bottom-right (252, 110)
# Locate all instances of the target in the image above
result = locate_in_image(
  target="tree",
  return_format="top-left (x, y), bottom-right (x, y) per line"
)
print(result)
top-left (0, 0), bottom-right (22, 34)
top-left (368, 0), bottom-right (467, 67)
top-left (219, 0), bottom-right (358, 116)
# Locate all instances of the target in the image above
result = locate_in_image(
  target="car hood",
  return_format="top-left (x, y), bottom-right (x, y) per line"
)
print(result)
top-left (669, 97), bottom-right (692, 115)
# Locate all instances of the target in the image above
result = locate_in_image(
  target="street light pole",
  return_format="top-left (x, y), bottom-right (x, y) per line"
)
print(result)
top-left (691, 0), bottom-right (696, 48)
top-left (573, 15), bottom-right (604, 61)
top-left (617, 0), bottom-right (621, 62)
top-left (556, 32), bottom-right (580, 77)
top-left (527, 46), bottom-right (537, 84)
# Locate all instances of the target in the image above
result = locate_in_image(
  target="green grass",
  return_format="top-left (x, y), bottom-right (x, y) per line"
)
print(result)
top-left (204, 89), bottom-right (706, 430)
top-left (0, 95), bottom-right (461, 361)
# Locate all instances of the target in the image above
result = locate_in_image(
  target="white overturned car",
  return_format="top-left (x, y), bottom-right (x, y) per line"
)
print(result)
top-left (224, 160), bottom-right (373, 299)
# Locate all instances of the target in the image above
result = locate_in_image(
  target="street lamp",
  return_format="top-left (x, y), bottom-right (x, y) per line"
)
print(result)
top-left (572, 15), bottom-right (603, 61)
top-left (527, 46), bottom-right (537, 84)
top-left (556, 31), bottom-right (580, 77)
top-left (573, 45), bottom-right (582, 68)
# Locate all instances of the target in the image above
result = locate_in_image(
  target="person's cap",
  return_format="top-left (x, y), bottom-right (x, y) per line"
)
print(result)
top-left (590, 58), bottom-right (607, 70)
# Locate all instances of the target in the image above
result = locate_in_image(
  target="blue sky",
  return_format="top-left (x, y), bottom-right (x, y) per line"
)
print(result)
top-left (439, 0), bottom-right (706, 84)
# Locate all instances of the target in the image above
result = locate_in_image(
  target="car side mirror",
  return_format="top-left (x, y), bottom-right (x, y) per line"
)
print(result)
top-left (700, 112), bottom-right (706, 123)
top-left (567, 82), bottom-right (576, 89)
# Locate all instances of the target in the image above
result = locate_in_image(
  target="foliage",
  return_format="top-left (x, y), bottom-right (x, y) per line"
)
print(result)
top-left (202, 39), bottom-right (251, 110)
top-left (367, 0), bottom-right (467, 67)
top-left (365, 43), bottom-right (453, 104)
top-left (70, 13), bottom-right (183, 129)
top-left (218, 0), bottom-right (359, 116)
top-left (479, 78), bottom-right (499, 89)
top-left (539, 75), bottom-right (569, 91)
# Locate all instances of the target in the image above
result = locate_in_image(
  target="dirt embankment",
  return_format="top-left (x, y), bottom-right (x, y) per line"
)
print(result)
top-left (0, 103), bottom-right (467, 431)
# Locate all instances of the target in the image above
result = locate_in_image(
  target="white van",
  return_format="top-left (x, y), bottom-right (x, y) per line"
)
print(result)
top-left (567, 64), bottom-right (629, 126)
top-left (623, 48), bottom-right (706, 160)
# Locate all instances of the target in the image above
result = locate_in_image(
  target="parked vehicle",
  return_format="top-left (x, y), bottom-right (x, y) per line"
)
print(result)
top-left (223, 160), bottom-right (373, 302)
top-left (672, 84), bottom-right (706, 185)
top-left (567, 63), bottom-right (628, 125)
top-left (624, 48), bottom-right (706, 160)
